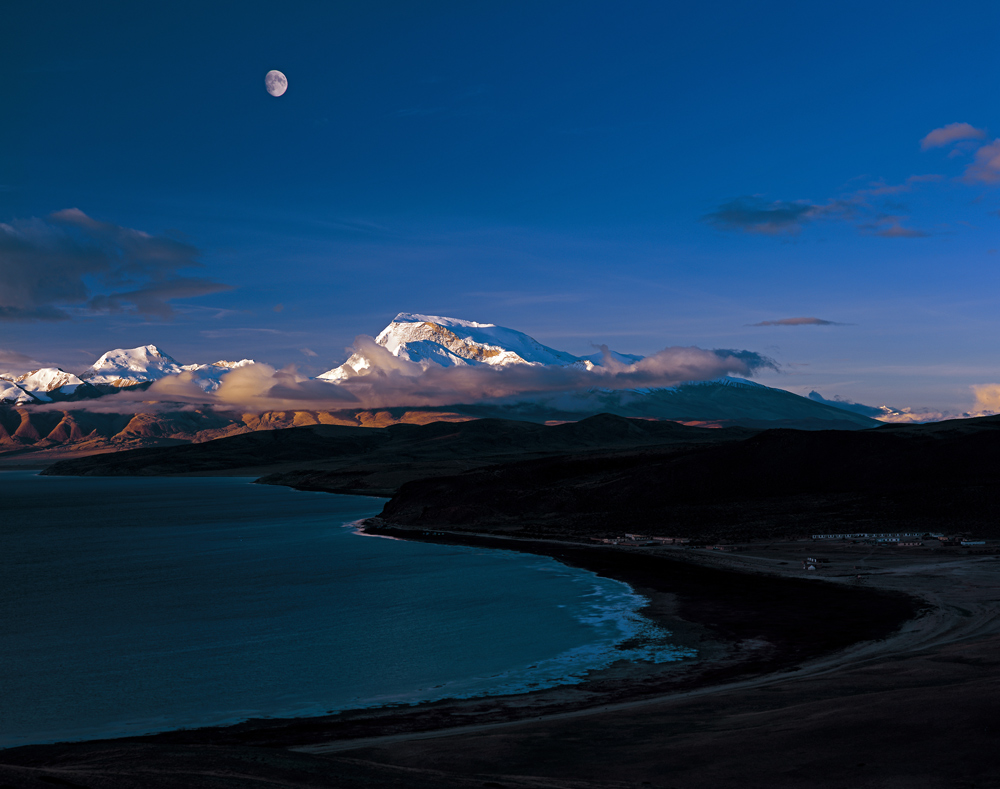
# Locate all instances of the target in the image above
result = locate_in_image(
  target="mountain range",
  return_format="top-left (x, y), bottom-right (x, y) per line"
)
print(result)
top-left (0, 313), bottom-right (881, 458)
top-left (0, 345), bottom-right (256, 404)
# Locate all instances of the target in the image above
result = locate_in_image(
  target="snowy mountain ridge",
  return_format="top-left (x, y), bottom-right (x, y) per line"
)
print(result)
top-left (0, 368), bottom-right (99, 403)
top-left (0, 346), bottom-right (256, 403)
top-left (80, 345), bottom-right (255, 392)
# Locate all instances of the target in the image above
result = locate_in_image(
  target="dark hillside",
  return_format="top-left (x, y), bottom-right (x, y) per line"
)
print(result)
top-left (43, 414), bottom-right (752, 494)
top-left (381, 415), bottom-right (1000, 540)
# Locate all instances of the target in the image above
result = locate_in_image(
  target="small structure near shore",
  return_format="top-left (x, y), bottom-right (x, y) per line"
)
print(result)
top-left (591, 534), bottom-right (691, 547)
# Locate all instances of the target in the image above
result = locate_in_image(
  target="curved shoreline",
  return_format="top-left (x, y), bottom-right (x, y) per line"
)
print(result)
top-left (11, 520), bottom-right (1000, 786)
top-left (2, 518), bottom-right (921, 757)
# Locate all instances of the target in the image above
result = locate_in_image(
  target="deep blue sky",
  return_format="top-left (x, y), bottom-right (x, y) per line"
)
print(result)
top-left (3, 1), bottom-right (999, 414)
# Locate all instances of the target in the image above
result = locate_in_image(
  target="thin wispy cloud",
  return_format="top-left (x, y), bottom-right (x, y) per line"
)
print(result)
top-left (0, 348), bottom-right (40, 375)
top-left (0, 209), bottom-right (231, 321)
top-left (749, 317), bottom-right (848, 327)
top-left (703, 197), bottom-right (816, 235)
top-left (860, 216), bottom-right (930, 238)
top-left (920, 122), bottom-right (987, 150)
top-left (918, 123), bottom-right (1000, 186)
top-left (462, 290), bottom-right (584, 306)
top-left (0, 348), bottom-right (37, 366)
top-left (704, 185), bottom-right (930, 238)
top-left (961, 139), bottom-right (1000, 185)
top-left (704, 124), bottom-right (1000, 239)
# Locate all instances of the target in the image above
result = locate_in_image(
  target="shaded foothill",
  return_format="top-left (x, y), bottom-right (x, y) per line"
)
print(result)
top-left (381, 414), bottom-right (1000, 541)
top-left (0, 404), bottom-right (478, 458)
top-left (42, 414), bottom-right (754, 494)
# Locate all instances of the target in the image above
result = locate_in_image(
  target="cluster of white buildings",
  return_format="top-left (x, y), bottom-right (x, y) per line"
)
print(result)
top-left (811, 532), bottom-right (987, 547)
top-left (810, 532), bottom-right (926, 541)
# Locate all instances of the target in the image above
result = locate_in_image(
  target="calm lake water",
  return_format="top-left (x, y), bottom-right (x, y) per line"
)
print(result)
top-left (0, 471), bottom-right (693, 748)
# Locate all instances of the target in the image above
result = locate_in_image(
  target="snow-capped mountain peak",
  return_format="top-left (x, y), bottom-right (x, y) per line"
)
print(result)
top-left (81, 345), bottom-right (184, 387)
top-left (206, 359), bottom-right (256, 370)
top-left (319, 313), bottom-right (584, 381)
top-left (9, 368), bottom-right (92, 402)
top-left (178, 359), bottom-right (257, 392)
top-left (0, 381), bottom-right (37, 405)
top-left (79, 345), bottom-right (255, 392)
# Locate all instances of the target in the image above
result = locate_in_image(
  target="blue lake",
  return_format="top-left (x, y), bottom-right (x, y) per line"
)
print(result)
top-left (0, 471), bottom-right (693, 748)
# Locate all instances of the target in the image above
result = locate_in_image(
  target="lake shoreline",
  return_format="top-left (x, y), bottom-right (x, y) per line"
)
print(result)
top-left (12, 510), bottom-right (988, 788)
top-left (0, 517), bottom-right (919, 757)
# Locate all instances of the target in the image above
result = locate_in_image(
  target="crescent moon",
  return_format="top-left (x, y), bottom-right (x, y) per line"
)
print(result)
top-left (265, 70), bottom-right (288, 97)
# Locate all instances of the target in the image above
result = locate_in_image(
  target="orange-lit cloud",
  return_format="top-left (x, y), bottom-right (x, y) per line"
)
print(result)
top-left (971, 383), bottom-right (1000, 413)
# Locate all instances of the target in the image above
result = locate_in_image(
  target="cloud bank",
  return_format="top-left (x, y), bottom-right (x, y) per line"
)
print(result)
top-left (0, 208), bottom-right (231, 321)
top-left (42, 338), bottom-right (778, 413)
top-left (809, 385), bottom-right (1000, 425)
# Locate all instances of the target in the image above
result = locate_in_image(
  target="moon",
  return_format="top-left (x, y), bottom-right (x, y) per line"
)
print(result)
top-left (265, 70), bottom-right (288, 97)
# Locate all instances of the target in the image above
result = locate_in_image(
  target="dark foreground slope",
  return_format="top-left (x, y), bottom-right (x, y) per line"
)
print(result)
top-left (42, 414), bottom-right (753, 495)
top-left (381, 414), bottom-right (1000, 540)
